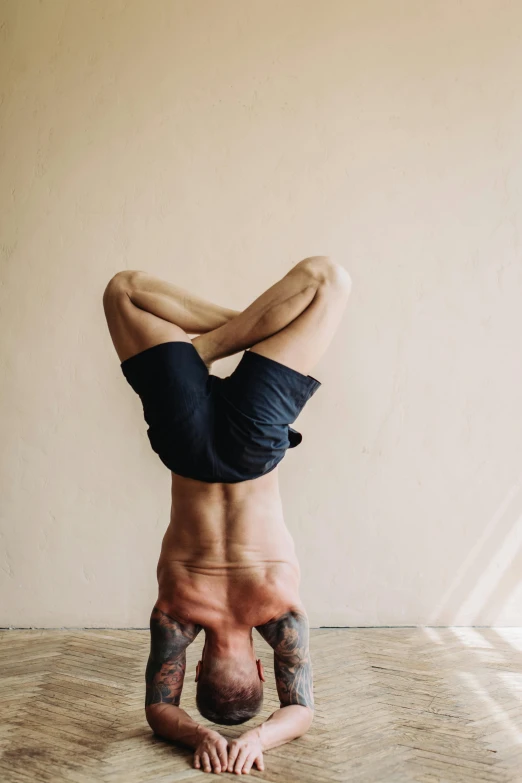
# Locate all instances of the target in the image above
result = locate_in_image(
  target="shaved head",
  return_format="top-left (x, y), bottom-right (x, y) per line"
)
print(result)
top-left (196, 659), bottom-right (263, 726)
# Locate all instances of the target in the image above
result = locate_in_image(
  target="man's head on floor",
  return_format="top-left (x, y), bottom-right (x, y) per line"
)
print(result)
top-left (195, 629), bottom-right (265, 725)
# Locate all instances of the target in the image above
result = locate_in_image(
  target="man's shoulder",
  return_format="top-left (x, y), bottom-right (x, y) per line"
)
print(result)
top-left (255, 605), bottom-right (309, 646)
top-left (150, 604), bottom-right (203, 639)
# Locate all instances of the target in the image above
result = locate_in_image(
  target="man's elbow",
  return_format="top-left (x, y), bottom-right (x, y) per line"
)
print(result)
top-left (287, 704), bottom-right (314, 737)
top-left (145, 703), bottom-right (169, 734)
top-left (300, 705), bottom-right (314, 733)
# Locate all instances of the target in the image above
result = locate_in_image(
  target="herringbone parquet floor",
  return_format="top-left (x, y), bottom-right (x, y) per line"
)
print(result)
top-left (1, 628), bottom-right (521, 782)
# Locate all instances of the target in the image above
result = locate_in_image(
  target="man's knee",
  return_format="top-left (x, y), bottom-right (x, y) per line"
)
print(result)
top-left (103, 270), bottom-right (143, 309)
top-left (297, 256), bottom-right (352, 295)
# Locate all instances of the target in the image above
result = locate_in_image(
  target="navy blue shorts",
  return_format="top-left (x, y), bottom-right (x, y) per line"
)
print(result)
top-left (120, 341), bottom-right (321, 483)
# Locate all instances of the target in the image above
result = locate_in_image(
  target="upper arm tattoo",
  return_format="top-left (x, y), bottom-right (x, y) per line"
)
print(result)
top-left (256, 609), bottom-right (314, 710)
top-left (145, 607), bottom-right (201, 707)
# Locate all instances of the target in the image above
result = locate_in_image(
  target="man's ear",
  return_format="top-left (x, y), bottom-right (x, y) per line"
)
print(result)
top-left (195, 660), bottom-right (202, 682)
top-left (256, 658), bottom-right (266, 682)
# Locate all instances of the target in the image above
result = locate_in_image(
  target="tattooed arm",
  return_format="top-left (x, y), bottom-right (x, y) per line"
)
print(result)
top-left (145, 606), bottom-right (201, 707)
top-left (257, 608), bottom-right (314, 710)
top-left (145, 607), bottom-right (229, 772)
top-left (144, 607), bottom-right (205, 746)
top-left (234, 609), bottom-right (314, 755)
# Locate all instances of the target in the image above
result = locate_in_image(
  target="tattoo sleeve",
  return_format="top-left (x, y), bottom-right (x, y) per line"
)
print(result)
top-left (256, 609), bottom-right (314, 710)
top-left (145, 607), bottom-right (201, 708)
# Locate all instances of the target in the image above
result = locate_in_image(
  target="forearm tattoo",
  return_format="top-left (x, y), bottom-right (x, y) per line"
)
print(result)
top-left (145, 607), bottom-right (201, 707)
top-left (256, 610), bottom-right (314, 710)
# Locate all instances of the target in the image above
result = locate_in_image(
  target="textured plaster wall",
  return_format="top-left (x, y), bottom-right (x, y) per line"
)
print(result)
top-left (1, 0), bottom-right (522, 627)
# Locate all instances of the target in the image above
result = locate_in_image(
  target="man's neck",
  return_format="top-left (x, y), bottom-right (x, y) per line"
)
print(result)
top-left (203, 626), bottom-right (254, 658)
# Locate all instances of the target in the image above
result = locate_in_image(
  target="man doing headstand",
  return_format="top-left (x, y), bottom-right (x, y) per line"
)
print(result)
top-left (103, 256), bottom-right (351, 775)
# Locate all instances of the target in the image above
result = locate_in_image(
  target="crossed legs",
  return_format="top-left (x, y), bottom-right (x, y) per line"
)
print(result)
top-left (102, 272), bottom-right (240, 363)
top-left (103, 256), bottom-right (351, 375)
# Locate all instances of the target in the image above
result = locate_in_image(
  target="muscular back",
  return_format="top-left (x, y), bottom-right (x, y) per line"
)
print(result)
top-left (155, 468), bottom-right (303, 629)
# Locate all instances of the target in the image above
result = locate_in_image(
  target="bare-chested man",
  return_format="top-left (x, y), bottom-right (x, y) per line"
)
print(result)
top-left (103, 256), bottom-right (351, 775)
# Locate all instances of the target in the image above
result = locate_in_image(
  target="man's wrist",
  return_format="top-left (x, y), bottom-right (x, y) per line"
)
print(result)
top-left (244, 724), bottom-right (265, 750)
top-left (195, 723), bottom-right (213, 742)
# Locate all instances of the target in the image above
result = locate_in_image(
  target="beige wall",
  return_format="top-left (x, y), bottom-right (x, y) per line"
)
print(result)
top-left (2, 0), bottom-right (522, 627)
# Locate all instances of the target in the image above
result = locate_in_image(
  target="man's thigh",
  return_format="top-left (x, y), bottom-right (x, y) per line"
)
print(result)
top-left (103, 278), bottom-right (190, 363)
top-left (249, 274), bottom-right (350, 377)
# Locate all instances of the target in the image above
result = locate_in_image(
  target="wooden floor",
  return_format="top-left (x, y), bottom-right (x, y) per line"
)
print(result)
top-left (1, 629), bottom-right (522, 782)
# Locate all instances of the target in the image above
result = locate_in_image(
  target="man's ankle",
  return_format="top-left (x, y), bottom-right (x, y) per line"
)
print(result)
top-left (192, 336), bottom-right (214, 370)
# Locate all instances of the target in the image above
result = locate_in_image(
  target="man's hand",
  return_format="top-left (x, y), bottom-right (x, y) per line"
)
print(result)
top-left (227, 729), bottom-right (265, 775)
top-left (193, 727), bottom-right (229, 774)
